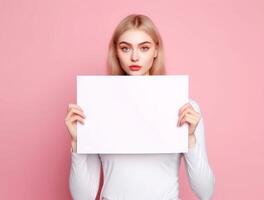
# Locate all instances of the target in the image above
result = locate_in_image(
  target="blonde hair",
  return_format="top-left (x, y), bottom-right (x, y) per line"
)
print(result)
top-left (107, 14), bottom-right (166, 75)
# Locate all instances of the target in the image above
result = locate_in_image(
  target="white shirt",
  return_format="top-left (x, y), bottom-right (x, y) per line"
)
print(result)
top-left (69, 99), bottom-right (215, 200)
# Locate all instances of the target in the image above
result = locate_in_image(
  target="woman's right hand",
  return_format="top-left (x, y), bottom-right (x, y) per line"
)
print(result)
top-left (64, 104), bottom-right (86, 148)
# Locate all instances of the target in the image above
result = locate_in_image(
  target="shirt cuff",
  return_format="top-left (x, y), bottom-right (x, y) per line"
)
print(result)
top-left (71, 151), bottom-right (89, 161)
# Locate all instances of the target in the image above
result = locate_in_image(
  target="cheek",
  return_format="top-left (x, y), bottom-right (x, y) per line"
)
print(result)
top-left (117, 52), bottom-right (129, 64)
top-left (143, 53), bottom-right (155, 65)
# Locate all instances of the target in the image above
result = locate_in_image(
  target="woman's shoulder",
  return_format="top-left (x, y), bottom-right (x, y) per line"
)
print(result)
top-left (188, 98), bottom-right (201, 113)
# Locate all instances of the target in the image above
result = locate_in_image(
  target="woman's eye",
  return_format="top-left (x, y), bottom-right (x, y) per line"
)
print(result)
top-left (141, 46), bottom-right (150, 51)
top-left (121, 47), bottom-right (130, 52)
top-left (120, 46), bottom-right (149, 52)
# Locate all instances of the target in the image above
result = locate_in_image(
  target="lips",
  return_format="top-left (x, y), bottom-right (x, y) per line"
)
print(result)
top-left (129, 65), bottom-right (142, 71)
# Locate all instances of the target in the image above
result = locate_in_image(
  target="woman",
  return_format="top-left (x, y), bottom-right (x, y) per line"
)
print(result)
top-left (65, 14), bottom-right (215, 200)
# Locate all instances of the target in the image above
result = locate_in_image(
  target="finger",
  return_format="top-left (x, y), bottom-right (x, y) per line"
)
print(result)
top-left (179, 107), bottom-right (200, 120)
top-left (69, 115), bottom-right (85, 124)
top-left (65, 111), bottom-right (86, 125)
top-left (65, 108), bottom-right (86, 121)
top-left (71, 108), bottom-right (86, 118)
top-left (178, 103), bottom-right (192, 115)
top-left (178, 113), bottom-right (198, 126)
top-left (68, 103), bottom-right (84, 112)
top-left (178, 108), bottom-right (199, 126)
top-left (179, 114), bottom-right (196, 126)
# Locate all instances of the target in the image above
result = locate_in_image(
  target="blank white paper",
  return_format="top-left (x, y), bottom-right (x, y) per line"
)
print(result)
top-left (77, 75), bottom-right (189, 154)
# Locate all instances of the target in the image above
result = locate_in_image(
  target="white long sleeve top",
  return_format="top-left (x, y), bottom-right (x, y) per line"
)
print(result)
top-left (69, 99), bottom-right (215, 200)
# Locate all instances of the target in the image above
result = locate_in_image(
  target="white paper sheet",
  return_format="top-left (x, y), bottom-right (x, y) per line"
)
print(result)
top-left (77, 75), bottom-right (189, 154)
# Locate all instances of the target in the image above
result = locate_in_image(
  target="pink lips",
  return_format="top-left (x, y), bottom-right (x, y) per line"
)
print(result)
top-left (129, 65), bottom-right (142, 71)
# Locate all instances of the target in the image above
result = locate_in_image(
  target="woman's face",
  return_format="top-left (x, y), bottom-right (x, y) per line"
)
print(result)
top-left (116, 29), bottom-right (158, 76)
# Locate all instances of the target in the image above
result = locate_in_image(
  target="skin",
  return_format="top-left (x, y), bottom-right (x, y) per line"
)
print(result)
top-left (116, 29), bottom-right (158, 76)
top-left (65, 29), bottom-right (201, 152)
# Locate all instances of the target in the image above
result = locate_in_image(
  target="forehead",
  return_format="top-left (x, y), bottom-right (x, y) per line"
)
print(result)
top-left (117, 29), bottom-right (154, 45)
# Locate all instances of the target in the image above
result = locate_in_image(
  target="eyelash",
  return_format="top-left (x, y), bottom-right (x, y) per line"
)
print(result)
top-left (121, 46), bottom-right (150, 52)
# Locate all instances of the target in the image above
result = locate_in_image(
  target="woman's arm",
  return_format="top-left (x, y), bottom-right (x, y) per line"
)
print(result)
top-left (69, 147), bottom-right (102, 200)
top-left (181, 99), bottom-right (215, 200)
top-left (65, 104), bottom-right (102, 199)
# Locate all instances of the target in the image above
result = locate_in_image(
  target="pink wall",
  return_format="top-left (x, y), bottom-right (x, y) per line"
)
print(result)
top-left (1, 0), bottom-right (263, 199)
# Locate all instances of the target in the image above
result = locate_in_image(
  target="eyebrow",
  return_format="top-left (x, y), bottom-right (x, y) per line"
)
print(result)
top-left (118, 41), bottom-right (152, 46)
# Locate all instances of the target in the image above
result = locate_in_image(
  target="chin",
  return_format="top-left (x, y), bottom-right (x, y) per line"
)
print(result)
top-left (127, 71), bottom-right (146, 76)
top-left (126, 69), bottom-right (150, 76)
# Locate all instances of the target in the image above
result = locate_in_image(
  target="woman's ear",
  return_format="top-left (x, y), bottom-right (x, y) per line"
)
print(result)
top-left (154, 49), bottom-right (158, 58)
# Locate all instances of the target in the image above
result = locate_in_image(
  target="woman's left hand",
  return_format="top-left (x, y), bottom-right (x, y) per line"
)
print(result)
top-left (177, 103), bottom-right (201, 137)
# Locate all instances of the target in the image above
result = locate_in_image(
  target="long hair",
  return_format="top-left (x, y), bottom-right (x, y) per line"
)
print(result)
top-left (107, 14), bottom-right (166, 75)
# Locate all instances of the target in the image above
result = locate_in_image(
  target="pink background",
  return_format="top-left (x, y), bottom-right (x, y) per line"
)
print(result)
top-left (1, 0), bottom-right (263, 199)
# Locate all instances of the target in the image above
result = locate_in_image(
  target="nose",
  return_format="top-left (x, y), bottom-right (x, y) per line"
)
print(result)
top-left (131, 49), bottom-right (139, 62)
